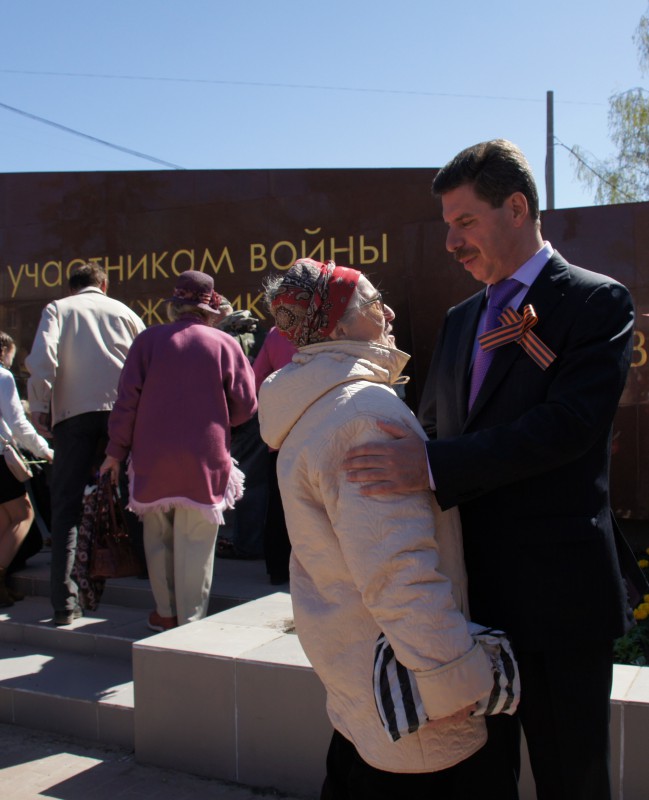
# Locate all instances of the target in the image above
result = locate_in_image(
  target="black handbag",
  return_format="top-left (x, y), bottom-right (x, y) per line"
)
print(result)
top-left (72, 481), bottom-right (105, 610)
top-left (88, 473), bottom-right (144, 580)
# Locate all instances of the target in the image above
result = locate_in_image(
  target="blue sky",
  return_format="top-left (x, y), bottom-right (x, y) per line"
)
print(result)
top-left (1, 0), bottom-right (646, 210)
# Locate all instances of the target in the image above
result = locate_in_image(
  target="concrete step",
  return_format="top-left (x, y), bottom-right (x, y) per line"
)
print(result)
top-left (0, 548), bottom-right (288, 755)
top-left (0, 635), bottom-right (134, 749)
top-left (0, 595), bottom-right (150, 749)
top-left (0, 595), bottom-right (153, 660)
top-left (8, 549), bottom-right (283, 612)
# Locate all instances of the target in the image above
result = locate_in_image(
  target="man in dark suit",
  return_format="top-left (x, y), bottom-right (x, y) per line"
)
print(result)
top-left (343, 139), bottom-right (635, 800)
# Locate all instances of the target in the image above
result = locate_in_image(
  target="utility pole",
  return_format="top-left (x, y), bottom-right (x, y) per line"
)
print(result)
top-left (546, 90), bottom-right (555, 210)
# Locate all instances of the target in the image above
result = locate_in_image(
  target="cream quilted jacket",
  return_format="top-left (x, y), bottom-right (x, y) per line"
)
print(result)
top-left (259, 340), bottom-right (493, 773)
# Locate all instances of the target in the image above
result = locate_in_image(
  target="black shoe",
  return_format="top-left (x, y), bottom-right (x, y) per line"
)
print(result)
top-left (53, 607), bottom-right (83, 626)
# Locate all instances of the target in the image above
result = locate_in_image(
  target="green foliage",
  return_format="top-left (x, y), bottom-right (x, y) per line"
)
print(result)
top-left (613, 554), bottom-right (649, 665)
top-left (614, 621), bottom-right (649, 666)
top-left (635, 11), bottom-right (649, 70)
top-left (572, 8), bottom-right (649, 204)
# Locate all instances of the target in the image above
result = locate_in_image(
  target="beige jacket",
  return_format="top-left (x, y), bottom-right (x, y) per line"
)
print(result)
top-left (26, 287), bottom-right (145, 426)
top-left (259, 340), bottom-right (493, 774)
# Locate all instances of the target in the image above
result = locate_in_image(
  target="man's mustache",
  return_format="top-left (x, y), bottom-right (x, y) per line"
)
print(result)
top-left (454, 247), bottom-right (479, 263)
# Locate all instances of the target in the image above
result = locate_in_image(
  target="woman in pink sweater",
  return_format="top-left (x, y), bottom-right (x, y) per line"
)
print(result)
top-left (101, 272), bottom-right (257, 631)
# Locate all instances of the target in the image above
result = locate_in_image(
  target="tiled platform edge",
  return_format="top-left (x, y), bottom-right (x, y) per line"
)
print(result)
top-left (133, 593), bottom-right (331, 798)
top-left (610, 664), bottom-right (649, 800)
top-left (132, 594), bottom-right (649, 800)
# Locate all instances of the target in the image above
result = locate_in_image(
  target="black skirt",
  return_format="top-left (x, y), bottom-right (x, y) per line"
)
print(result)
top-left (0, 455), bottom-right (28, 504)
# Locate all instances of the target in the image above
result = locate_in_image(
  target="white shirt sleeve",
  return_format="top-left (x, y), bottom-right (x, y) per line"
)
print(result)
top-left (0, 369), bottom-right (52, 458)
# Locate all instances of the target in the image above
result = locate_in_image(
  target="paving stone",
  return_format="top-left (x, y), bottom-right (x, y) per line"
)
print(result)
top-left (0, 723), bottom-right (309, 799)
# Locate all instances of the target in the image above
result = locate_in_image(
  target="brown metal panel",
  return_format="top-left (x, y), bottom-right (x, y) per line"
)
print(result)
top-left (1, 169), bottom-right (648, 519)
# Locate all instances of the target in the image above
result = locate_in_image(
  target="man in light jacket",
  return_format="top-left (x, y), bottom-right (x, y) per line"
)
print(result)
top-left (26, 262), bottom-right (145, 625)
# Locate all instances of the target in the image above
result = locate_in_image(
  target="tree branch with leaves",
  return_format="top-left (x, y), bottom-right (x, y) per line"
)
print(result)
top-left (570, 7), bottom-right (649, 204)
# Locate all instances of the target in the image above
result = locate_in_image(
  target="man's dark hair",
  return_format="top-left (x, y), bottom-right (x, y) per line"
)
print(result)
top-left (68, 262), bottom-right (108, 292)
top-left (0, 331), bottom-right (15, 355)
top-left (432, 139), bottom-right (540, 223)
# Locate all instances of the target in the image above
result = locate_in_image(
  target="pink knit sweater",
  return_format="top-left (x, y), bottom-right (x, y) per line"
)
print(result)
top-left (252, 326), bottom-right (297, 391)
top-left (106, 317), bottom-right (257, 524)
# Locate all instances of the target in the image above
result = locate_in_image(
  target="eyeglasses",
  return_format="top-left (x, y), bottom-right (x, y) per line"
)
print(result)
top-left (358, 292), bottom-right (384, 312)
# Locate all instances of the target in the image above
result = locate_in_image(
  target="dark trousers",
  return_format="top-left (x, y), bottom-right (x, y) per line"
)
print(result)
top-left (516, 642), bottom-right (614, 800)
top-left (264, 450), bottom-right (291, 581)
top-left (50, 412), bottom-right (110, 612)
top-left (321, 722), bottom-right (519, 800)
top-left (219, 415), bottom-right (269, 558)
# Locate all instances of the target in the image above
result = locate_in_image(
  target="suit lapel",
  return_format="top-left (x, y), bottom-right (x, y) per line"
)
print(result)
top-left (463, 253), bottom-right (569, 428)
top-left (522, 252), bottom-right (570, 316)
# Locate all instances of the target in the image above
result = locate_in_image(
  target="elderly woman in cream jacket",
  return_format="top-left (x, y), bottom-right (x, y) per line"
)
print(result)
top-left (258, 259), bottom-right (506, 800)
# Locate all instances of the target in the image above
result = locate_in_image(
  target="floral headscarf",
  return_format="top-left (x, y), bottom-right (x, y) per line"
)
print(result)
top-left (270, 259), bottom-right (361, 347)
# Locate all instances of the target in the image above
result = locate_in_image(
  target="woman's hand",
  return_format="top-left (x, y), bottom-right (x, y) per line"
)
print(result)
top-left (99, 455), bottom-right (121, 484)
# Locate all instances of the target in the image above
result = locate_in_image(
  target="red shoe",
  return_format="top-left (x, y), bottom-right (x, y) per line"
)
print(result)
top-left (147, 610), bottom-right (178, 632)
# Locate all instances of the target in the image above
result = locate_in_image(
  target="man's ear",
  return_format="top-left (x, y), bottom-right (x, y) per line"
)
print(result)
top-left (99, 279), bottom-right (108, 294)
top-left (329, 322), bottom-right (346, 341)
top-left (508, 192), bottom-right (529, 227)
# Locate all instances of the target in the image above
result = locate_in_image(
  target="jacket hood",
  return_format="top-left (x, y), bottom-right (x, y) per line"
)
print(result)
top-left (258, 339), bottom-right (410, 450)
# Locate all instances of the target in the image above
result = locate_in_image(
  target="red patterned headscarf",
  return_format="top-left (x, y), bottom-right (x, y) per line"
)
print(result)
top-left (270, 259), bottom-right (361, 346)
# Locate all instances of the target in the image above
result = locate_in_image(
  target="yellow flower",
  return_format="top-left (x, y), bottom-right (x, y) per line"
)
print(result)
top-left (640, 603), bottom-right (649, 614)
top-left (644, 594), bottom-right (649, 603)
top-left (638, 559), bottom-right (649, 569)
top-left (634, 608), bottom-right (648, 620)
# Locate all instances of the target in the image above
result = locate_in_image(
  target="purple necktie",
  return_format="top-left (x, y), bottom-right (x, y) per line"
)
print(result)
top-left (468, 278), bottom-right (521, 409)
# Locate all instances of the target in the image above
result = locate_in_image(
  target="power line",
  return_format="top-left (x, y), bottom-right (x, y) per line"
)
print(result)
top-left (554, 137), bottom-right (638, 202)
top-left (0, 68), bottom-right (604, 106)
top-left (0, 99), bottom-right (185, 169)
